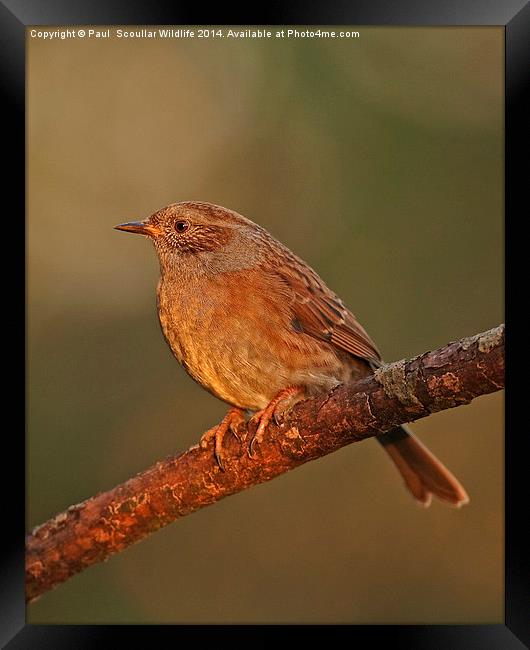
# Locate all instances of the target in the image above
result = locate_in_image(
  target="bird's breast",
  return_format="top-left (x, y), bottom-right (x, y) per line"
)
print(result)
top-left (156, 268), bottom-right (348, 410)
top-left (156, 270), bottom-right (277, 408)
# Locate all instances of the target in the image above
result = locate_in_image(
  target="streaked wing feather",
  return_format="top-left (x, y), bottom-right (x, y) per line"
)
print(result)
top-left (330, 326), bottom-right (381, 361)
top-left (273, 249), bottom-right (381, 363)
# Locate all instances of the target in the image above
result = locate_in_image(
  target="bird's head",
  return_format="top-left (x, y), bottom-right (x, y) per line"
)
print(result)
top-left (115, 201), bottom-right (265, 273)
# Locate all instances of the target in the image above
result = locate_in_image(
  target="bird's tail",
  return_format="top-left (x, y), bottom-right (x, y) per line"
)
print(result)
top-left (377, 425), bottom-right (469, 507)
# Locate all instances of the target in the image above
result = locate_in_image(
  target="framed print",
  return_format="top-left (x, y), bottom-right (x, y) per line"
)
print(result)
top-left (4, 0), bottom-right (525, 646)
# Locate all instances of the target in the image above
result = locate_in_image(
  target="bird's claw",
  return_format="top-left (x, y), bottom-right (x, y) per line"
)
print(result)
top-left (247, 410), bottom-right (264, 457)
top-left (214, 449), bottom-right (225, 472)
top-left (200, 408), bottom-right (245, 470)
top-left (229, 423), bottom-right (241, 443)
top-left (247, 386), bottom-right (305, 458)
top-left (248, 430), bottom-right (263, 458)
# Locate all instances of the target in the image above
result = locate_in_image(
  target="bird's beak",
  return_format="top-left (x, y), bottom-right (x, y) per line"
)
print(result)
top-left (114, 220), bottom-right (161, 237)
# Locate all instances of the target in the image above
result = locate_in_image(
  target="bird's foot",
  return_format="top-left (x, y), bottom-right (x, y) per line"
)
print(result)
top-left (200, 407), bottom-right (246, 471)
top-left (248, 386), bottom-right (305, 457)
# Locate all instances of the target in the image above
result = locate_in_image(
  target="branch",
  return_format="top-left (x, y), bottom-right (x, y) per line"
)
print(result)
top-left (26, 325), bottom-right (505, 603)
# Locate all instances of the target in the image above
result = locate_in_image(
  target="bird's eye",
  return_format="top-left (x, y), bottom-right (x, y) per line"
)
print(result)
top-left (174, 220), bottom-right (190, 233)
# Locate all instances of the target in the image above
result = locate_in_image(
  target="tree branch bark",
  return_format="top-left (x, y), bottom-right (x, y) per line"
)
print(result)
top-left (26, 324), bottom-right (505, 603)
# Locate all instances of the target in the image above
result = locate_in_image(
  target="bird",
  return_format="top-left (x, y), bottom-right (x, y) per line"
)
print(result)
top-left (115, 201), bottom-right (469, 507)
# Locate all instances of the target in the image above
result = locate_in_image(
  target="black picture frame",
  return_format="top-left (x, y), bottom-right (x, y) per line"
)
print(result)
top-left (6, 1), bottom-right (525, 646)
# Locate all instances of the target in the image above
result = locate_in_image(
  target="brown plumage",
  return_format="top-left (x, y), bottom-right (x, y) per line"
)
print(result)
top-left (115, 201), bottom-right (469, 507)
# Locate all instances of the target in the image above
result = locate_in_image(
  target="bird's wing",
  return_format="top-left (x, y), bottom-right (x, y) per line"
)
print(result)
top-left (272, 248), bottom-right (382, 364)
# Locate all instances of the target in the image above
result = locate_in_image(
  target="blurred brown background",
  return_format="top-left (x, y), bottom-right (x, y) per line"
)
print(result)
top-left (27, 27), bottom-right (503, 623)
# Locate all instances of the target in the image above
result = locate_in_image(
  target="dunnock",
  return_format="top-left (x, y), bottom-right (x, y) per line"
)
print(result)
top-left (116, 201), bottom-right (468, 507)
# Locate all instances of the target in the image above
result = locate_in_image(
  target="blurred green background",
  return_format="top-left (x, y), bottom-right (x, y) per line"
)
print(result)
top-left (27, 27), bottom-right (503, 623)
